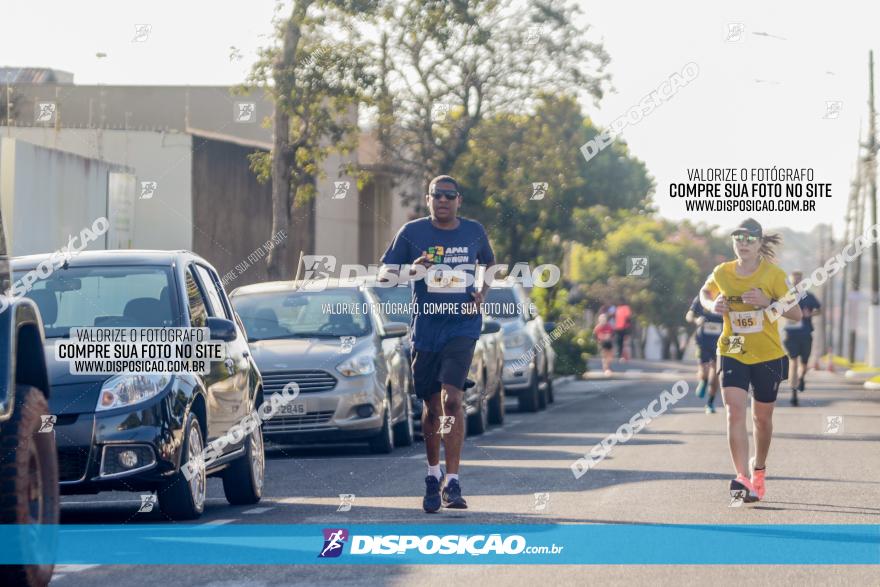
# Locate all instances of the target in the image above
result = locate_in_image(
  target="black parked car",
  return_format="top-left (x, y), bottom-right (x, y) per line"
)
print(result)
top-left (12, 250), bottom-right (265, 520)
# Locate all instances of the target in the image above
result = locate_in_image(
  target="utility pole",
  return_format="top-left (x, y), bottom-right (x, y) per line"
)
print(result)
top-left (850, 154), bottom-right (867, 364)
top-left (838, 136), bottom-right (860, 359)
top-left (867, 50), bottom-right (880, 367)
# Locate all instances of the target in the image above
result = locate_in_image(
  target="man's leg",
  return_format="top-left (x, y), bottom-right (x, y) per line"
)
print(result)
top-left (422, 392), bottom-right (443, 471)
top-left (440, 385), bottom-right (465, 474)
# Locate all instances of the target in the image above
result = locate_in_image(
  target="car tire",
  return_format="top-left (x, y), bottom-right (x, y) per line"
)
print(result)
top-left (221, 419), bottom-right (265, 505)
top-left (0, 386), bottom-right (59, 587)
top-left (516, 368), bottom-right (541, 413)
top-left (545, 364), bottom-right (555, 404)
top-left (537, 366), bottom-right (548, 410)
top-left (369, 397), bottom-right (395, 454)
top-left (488, 378), bottom-right (505, 425)
top-left (392, 393), bottom-right (414, 447)
top-left (158, 413), bottom-right (206, 520)
top-left (467, 378), bottom-right (489, 436)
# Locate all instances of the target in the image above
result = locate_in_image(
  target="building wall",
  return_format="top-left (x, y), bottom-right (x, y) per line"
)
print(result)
top-left (0, 138), bottom-right (133, 255)
top-left (190, 135), bottom-right (278, 287)
top-left (0, 126), bottom-right (193, 250)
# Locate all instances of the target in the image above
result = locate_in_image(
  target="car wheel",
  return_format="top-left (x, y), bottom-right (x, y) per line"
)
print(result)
top-left (467, 376), bottom-right (489, 435)
top-left (221, 418), bottom-right (265, 505)
top-left (369, 396), bottom-right (394, 454)
top-left (537, 366), bottom-right (548, 410)
top-left (159, 414), bottom-right (206, 520)
top-left (517, 367), bottom-right (541, 412)
top-left (0, 386), bottom-right (59, 587)
top-left (393, 393), bottom-right (415, 447)
top-left (488, 378), bottom-right (505, 425)
top-left (545, 364), bottom-right (555, 404)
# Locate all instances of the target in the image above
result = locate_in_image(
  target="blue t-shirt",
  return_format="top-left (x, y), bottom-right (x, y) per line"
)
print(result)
top-left (381, 217), bottom-right (495, 351)
top-left (689, 296), bottom-right (723, 345)
top-left (784, 291), bottom-right (821, 334)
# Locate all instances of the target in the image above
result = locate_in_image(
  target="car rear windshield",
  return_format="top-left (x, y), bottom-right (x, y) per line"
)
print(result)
top-left (368, 285), bottom-right (412, 323)
top-left (13, 265), bottom-right (177, 338)
top-left (232, 289), bottom-right (371, 341)
top-left (484, 288), bottom-right (520, 318)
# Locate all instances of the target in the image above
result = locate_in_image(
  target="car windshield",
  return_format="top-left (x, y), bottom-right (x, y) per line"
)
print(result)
top-left (13, 265), bottom-right (177, 338)
top-left (485, 288), bottom-right (520, 318)
top-left (232, 289), bottom-right (371, 341)
top-left (368, 285), bottom-right (412, 323)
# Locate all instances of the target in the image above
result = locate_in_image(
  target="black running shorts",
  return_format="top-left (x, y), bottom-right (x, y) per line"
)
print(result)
top-left (411, 336), bottom-right (477, 399)
top-left (783, 333), bottom-right (813, 363)
top-left (720, 355), bottom-right (788, 403)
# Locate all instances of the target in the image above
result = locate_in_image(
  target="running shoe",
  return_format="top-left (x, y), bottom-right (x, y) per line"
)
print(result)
top-left (441, 478), bottom-right (468, 509)
top-left (750, 458), bottom-right (766, 500)
top-left (798, 378), bottom-right (805, 392)
top-left (423, 475), bottom-right (442, 513)
top-left (695, 380), bottom-right (707, 398)
top-left (729, 475), bottom-right (759, 503)
top-left (790, 391), bottom-right (799, 406)
top-left (705, 404), bottom-right (716, 414)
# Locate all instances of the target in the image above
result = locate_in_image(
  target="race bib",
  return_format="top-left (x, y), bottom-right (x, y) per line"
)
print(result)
top-left (702, 322), bottom-right (722, 335)
top-left (426, 269), bottom-right (467, 293)
top-left (729, 310), bottom-right (763, 334)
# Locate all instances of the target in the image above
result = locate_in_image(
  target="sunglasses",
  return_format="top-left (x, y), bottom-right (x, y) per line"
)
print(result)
top-left (732, 234), bottom-right (759, 243)
top-left (430, 190), bottom-right (460, 200)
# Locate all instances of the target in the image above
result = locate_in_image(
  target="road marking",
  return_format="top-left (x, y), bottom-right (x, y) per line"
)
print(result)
top-left (242, 507), bottom-right (273, 514)
top-left (53, 564), bottom-right (101, 581)
top-left (507, 419), bottom-right (523, 425)
top-left (269, 496), bottom-right (306, 505)
top-left (201, 518), bottom-right (235, 526)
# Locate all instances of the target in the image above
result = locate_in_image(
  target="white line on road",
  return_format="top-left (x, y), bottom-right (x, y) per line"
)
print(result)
top-left (242, 507), bottom-right (273, 514)
top-left (201, 519), bottom-right (235, 526)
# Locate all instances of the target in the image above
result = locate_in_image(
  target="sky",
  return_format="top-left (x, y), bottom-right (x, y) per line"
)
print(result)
top-left (1, 0), bottom-right (875, 238)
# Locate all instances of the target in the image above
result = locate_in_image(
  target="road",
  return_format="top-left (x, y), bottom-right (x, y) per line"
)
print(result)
top-left (51, 360), bottom-right (880, 585)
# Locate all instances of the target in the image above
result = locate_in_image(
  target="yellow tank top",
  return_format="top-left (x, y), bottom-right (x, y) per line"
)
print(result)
top-left (702, 259), bottom-right (790, 364)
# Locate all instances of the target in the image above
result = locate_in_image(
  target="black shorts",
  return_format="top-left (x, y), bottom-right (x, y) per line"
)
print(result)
top-left (411, 336), bottom-right (477, 399)
top-left (784, 333), bottom-right (813, 363)
top-left (698, 339), bottom-right (719, 364)
top-left (601, 340), bottom-right (614, 351)
top-left (720, 355), bottom-right (788, 403)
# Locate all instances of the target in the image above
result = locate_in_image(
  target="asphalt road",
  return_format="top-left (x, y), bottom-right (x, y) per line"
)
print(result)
top-left (51, 360), bottom-right (880, 585)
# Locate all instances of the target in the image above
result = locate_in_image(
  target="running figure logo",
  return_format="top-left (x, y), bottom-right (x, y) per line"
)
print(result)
top-left (530, 182), bottom-right (548, 200)
top-left (727, 335), bottom-right (745, 354)
top-left (627, 257), bottom-right (649, 277)
top-left (138, 494), bottom-right (157, 513)
top-left (824, 415), bottom-right (843, 434)
top-left (319, 528), bottom-right (349, 558)
top-left (337, 494), bottom-right (355, 512)
top-left (534, 492), bottom-right (550, 511)
top-left (438, 416), bottom-right (455, 434)
top-left (35, 102), bottom-right (57, 123)
top-left (38, 415), bottom-right (57, 433)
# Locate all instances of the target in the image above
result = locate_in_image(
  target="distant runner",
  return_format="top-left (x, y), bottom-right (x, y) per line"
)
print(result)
top-left (379, 175), bottom-right (496, 513)
top-left (782, 270), bottom-right (821, 406)
top-left (613, 300), bottom-right (633, 361)
top-left (593, 313), bottom-right (615, 376)
top-left (685, 295), bottom-right (723, 413)
top-left (700, 219), bottom-right (801, 504)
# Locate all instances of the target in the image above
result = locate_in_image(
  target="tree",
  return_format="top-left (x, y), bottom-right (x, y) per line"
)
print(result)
top-left (246, 1), bottom-right (377, 280)
top-left (375, 0), bottom-right (611, 204)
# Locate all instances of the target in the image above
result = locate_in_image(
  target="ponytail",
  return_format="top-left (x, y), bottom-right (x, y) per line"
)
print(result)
top-left (759, 233), bottom-right (782, 262)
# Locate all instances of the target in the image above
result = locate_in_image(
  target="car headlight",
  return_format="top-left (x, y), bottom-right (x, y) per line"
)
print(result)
top-left (504, 332), bottom-right (528, 348)
top-left (97, 374), bottom-right (171, 411)
top-left (336, 352), bottom-right (376, 377)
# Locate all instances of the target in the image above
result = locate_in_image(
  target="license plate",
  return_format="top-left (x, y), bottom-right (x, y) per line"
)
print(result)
top-left (276, 402), bottom-right (306, 416)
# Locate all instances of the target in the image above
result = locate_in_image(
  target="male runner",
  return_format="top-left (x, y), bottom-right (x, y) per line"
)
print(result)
top-left (379, 175), bottom-right (496, 513)
top-left (685, 295), bottom-right (723, 413)
top-left (782, 270), bottom-right (821, 406)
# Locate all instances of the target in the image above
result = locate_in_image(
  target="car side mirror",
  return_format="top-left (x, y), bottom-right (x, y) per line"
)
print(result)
top-left (381, 321), bottom-right (409, 339)
top-left (481, 319), bottom-right (501, 334)
top-left (207, 316), bottom-right (237, 342)
top-left (544, 321), bottom-right (556, 333)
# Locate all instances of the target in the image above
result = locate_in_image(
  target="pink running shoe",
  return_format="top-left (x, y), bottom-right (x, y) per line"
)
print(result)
top-left (729, 474), bottom-right (759, 503)
top-left (750, 458), bottom-right (766, 500)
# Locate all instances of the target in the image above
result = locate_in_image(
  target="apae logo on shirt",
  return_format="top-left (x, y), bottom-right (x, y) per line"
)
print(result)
top-left (427, 245), bottom-right (470, 264)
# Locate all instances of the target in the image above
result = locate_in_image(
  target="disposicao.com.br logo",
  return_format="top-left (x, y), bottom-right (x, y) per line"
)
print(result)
top-left (318, 529), bottom-right (564, 558)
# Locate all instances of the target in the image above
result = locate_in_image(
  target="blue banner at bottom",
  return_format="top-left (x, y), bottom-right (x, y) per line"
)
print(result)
top-left (1, 524), bottom-right (878, 565)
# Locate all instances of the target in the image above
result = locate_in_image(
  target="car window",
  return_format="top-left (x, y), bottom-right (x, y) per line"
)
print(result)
top-left (194, 264), bottom-right (230, 319)
top-left (232, 289), bottom-right (372, 341)
top-left (485, 288), bottom-right (520, 318)
top-left (185, 270), bottom-right (208, 327)
top-left (368, 285), bottom-right (412, 323)
top-left (15, 265), bottom-right (176, 337)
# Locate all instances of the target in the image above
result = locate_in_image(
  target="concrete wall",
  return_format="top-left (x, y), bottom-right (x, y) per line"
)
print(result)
top-left (0, 127), bottom-right (193, 250)
top-left (0, 138), bottom-right (133, 255)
